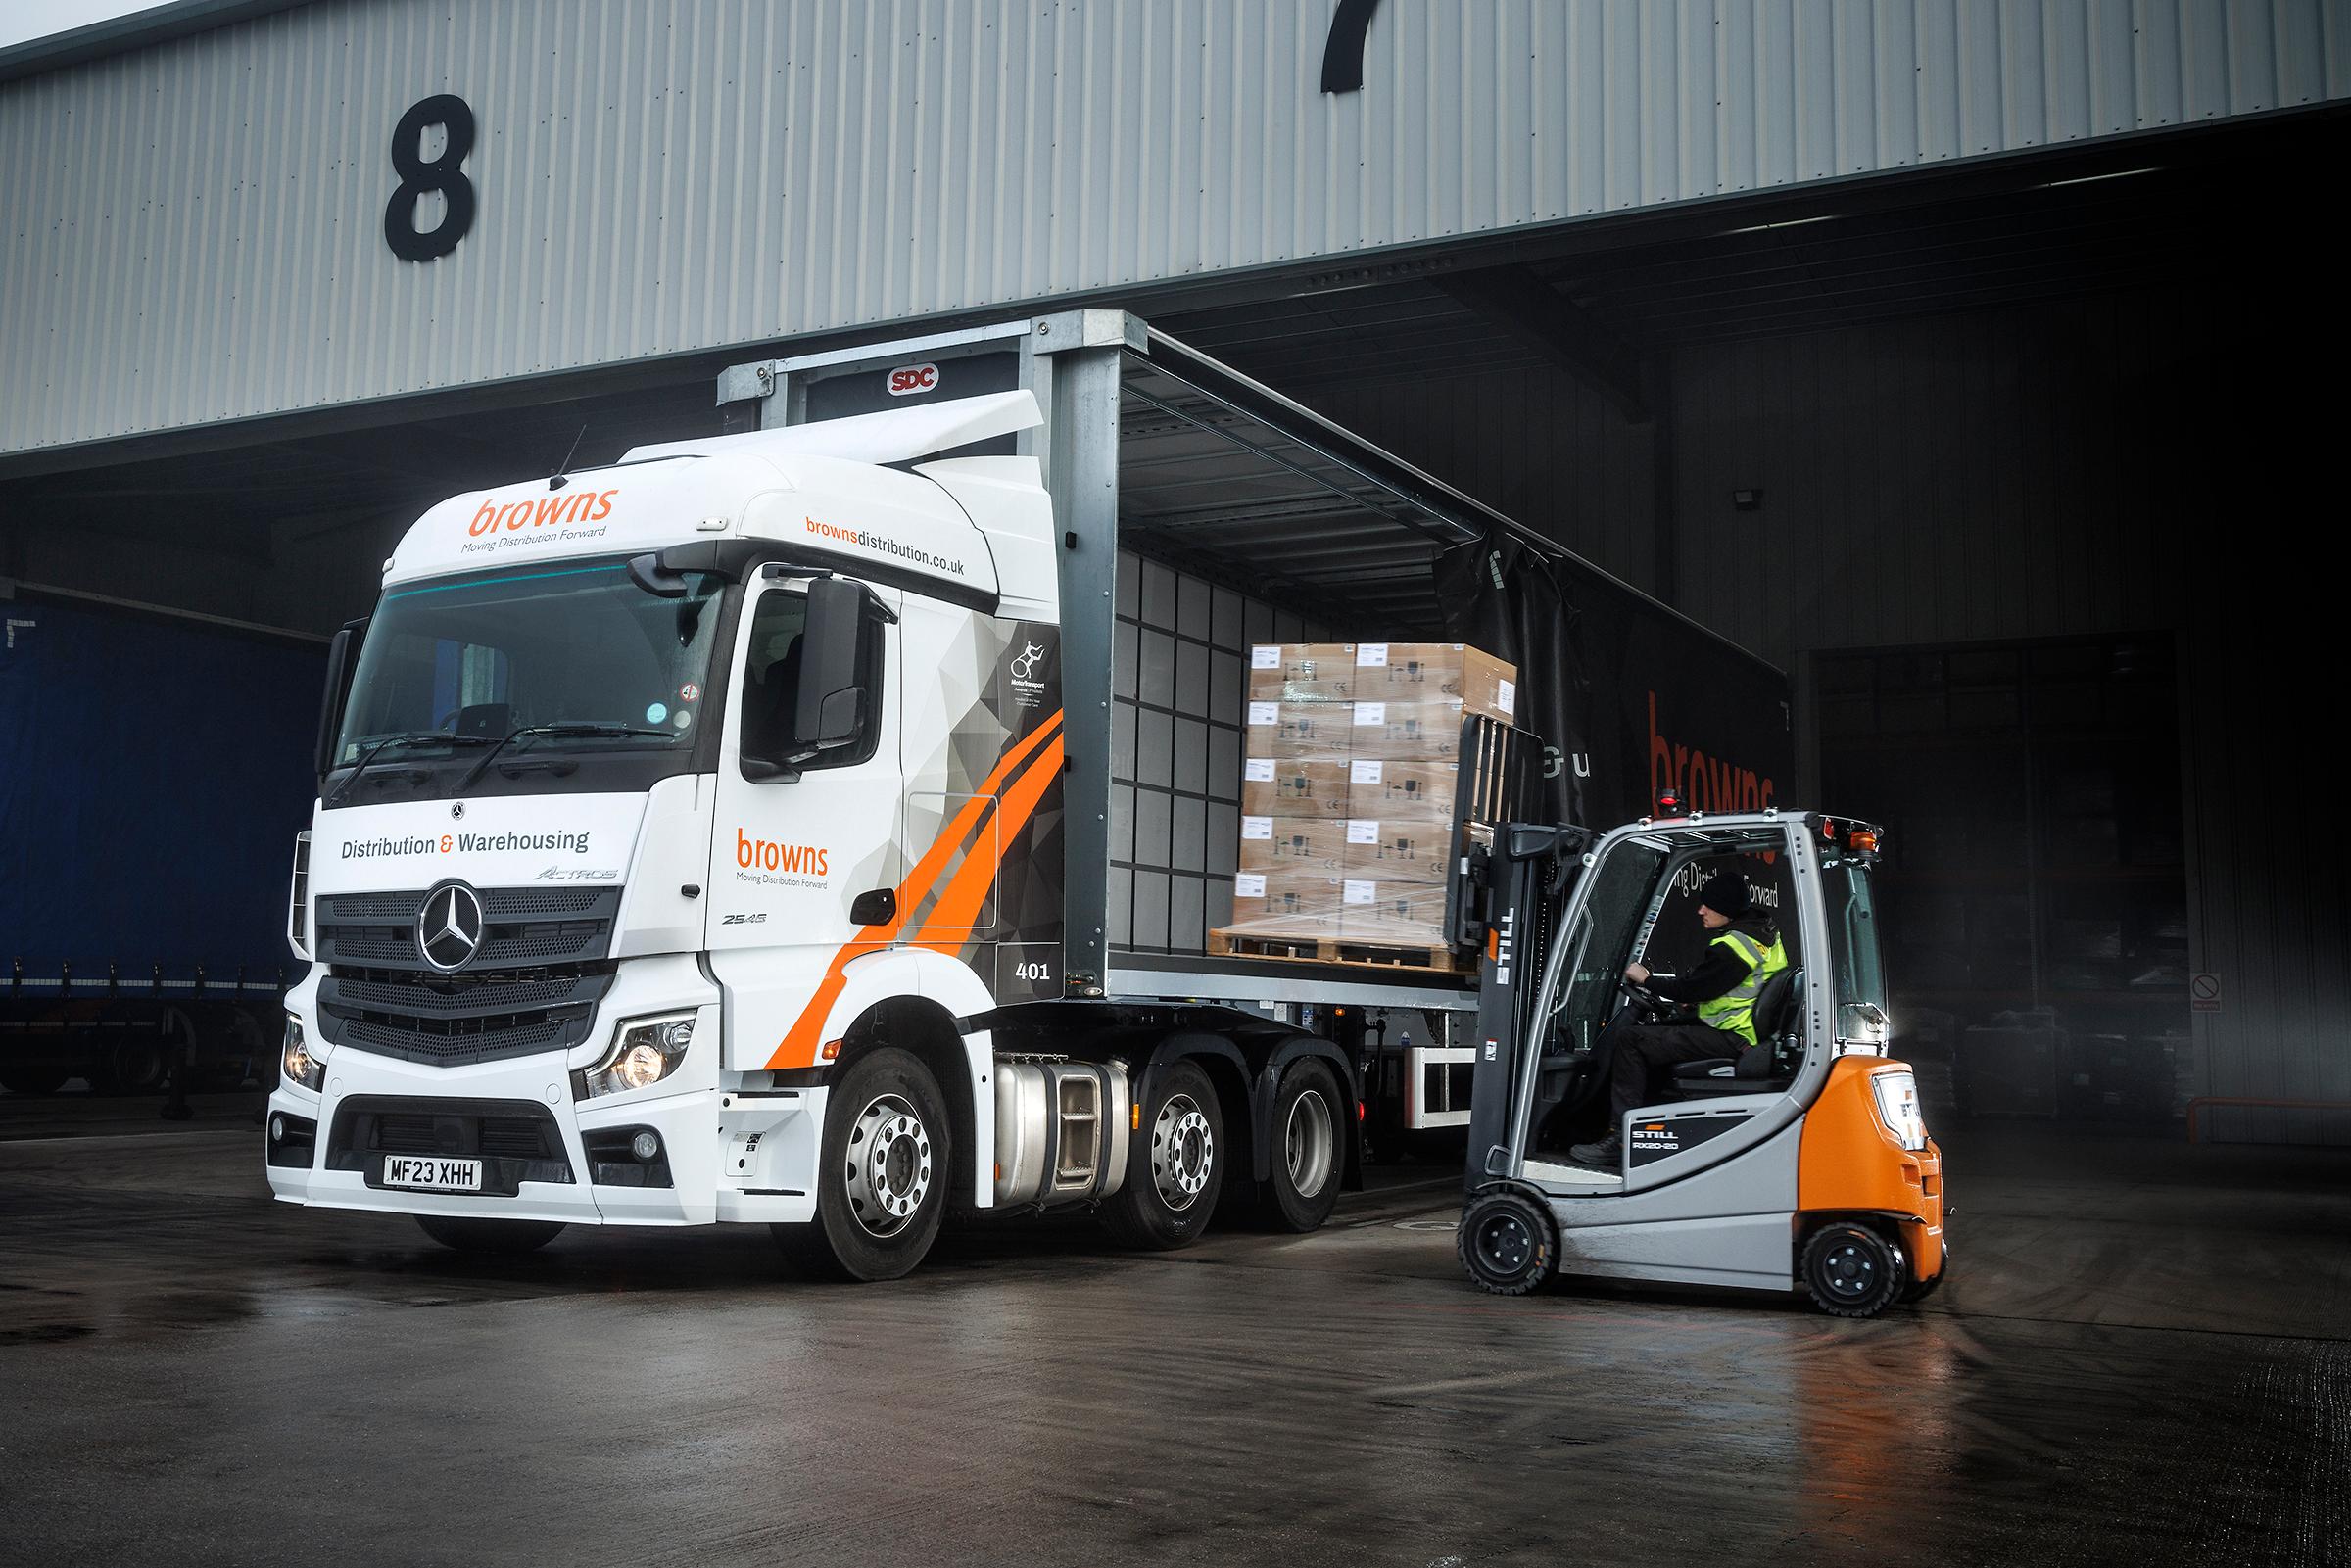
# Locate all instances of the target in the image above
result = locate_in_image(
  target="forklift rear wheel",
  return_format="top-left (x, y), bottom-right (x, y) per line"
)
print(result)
top-left (1801, 1222), bottom-right (1906, 1318)
top-left (416, 1216), bottom-right (566, 1255)
top-left (1458, 1189), bottom-right (1556, 1297)
top-left (1264, 1060), bottom-right (1344, 1233)
top-left (1103, 1060), bottom-right (1224, 1250)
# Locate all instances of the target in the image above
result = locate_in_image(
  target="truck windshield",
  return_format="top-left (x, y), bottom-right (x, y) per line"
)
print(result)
top-left (335, 558), bottom-right (724, 766)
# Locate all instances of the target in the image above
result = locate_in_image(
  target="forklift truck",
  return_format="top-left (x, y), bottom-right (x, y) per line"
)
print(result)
top-left (1454, 807), bottom-right (1946, 1317)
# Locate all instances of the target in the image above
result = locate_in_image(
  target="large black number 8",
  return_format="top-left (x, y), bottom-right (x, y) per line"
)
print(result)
top-left (383, 95), bottom-right (476, 261)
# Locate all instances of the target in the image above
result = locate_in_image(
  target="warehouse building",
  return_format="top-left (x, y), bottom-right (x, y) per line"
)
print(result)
top-left (2, 0), bottom-right (2344, 1141)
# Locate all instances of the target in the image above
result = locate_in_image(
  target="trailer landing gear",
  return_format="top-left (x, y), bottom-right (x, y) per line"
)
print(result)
top-left (1458, 1188), bottom-right (1557, 1297)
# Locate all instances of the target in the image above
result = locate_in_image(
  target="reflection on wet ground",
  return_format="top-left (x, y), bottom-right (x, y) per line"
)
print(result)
top-left (1, 1101), bottom-right (2344, 1567)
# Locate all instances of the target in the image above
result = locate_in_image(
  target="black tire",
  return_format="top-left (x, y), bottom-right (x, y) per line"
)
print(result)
top-left (1264, 1060), bottom-right (1345, 1233)
top-left (773, 1047), bottom-right (948, 1282)
top-left (97, 1037), bottom-right (170, 1097)
top-left (416, 1215), bottom-right (565, 1255)
top-left (1902, 1237), bottom-right (1949, 1303)
top-left (1458, 1188), bottom-right (1556, 1297)
top-left (0, 1069), bottom-right (72, 1096)
top-left (1801, 1222), bottom-right (1907, 1318)
top-left (1103, 1059), bottom-right (1225, 1250)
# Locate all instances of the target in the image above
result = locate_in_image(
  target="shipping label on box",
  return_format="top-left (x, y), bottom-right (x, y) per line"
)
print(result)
top-left (1245, 643), bottom-right (1360, 704)
top-left (1343, 817), bottom-right (1452, 883)
top-left (1348, 758), bottom-right (1459, 820)
top-left (1238, 815), bottom-right (1347, 874)
top-left (1351, 697), bottom-right (1468, 760)
top-left (1350, 643), bottom-right (1517, 723)
top-left (1242, 758), bottom-right (1350, 818)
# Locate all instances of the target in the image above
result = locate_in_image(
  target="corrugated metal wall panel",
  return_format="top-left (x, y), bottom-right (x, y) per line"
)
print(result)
top-left (6, 0), bottom-right (2344, 456)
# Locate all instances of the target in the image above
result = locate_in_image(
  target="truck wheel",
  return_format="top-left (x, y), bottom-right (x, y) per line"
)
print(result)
top-left (0, 1069), bottom-right (72, 1096)
top-left (1801, 1222), bottom-right (1907, 1318)
top-left (1103, 1060), bottom-right (1224, 1250)
top-left (1459, 1188), bottom-right (1556, 1296)
top-left (97, 1037), bottom-right (169, 1097)
top-left (774, 1047), bottom-right (948, 1282)
top-left (1264, 1060), bottom-right (1344, 1233)
top-left (416, 1216), bottom-right (565, 1255)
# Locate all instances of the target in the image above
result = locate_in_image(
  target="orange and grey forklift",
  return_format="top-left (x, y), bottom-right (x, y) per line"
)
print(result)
top-left (1454, 807), bottom-right (1947, 1317)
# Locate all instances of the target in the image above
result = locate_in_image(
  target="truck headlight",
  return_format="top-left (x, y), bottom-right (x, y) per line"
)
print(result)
top-left (281, 1020), bottom-right (324, 1092)
top-left (1868, 1069), bottom-right (1929, 1152)
top-left (583, 1014), bottom-right (696, 1099)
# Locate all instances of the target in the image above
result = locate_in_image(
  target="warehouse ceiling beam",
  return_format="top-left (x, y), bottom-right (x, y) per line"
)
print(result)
top-left (1433, 264), bottom-right (1653, 424)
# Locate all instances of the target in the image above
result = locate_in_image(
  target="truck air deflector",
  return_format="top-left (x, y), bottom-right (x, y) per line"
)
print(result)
top-left (622, 390), bottom-right (1042, 468)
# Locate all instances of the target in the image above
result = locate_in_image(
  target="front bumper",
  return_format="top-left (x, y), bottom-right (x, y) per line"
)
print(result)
top-left (266, 957), bottom-right (766, 1226)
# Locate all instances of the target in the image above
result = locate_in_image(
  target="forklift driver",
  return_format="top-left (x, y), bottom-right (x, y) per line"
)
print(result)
top-left (1570, 872), bottom-right (1787, 1168)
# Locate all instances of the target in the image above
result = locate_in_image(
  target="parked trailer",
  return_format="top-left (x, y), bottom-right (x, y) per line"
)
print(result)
top-left (1, 592), bottom-right (320, 1095)
top-left (264, 311), bottom-right (1784, 1276)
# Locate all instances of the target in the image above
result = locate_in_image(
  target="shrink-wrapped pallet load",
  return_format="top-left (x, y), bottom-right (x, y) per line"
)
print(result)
top-left (1218, 642), bottom-right (1514, 961)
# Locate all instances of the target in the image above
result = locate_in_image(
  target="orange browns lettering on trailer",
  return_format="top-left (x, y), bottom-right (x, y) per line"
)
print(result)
top-left (1797, 1057), bottom-right (1944, 1282)
top-left (764, 710), bottom-right (1066, 1070)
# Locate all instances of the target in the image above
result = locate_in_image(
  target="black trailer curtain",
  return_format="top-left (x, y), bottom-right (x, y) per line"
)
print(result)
top-left (1436, 533), bottom-right (1791, 833)
top-left (1433, 534), bottom-right (1591, 829)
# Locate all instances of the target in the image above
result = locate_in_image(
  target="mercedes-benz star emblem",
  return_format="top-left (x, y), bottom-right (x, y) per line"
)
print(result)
top-left (417, 882), bottom-right (486, 972)
top-left (451, 801), bottom-right (465, 820)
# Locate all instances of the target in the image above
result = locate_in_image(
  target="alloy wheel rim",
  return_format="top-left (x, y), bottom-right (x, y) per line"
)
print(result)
top-left (844, 1093), bottom-right (932, 1238)
top-left (1284, 1088), bottom-right (1334, 1198)
top-left (1152, 1094), bottom-right (1214, 1211)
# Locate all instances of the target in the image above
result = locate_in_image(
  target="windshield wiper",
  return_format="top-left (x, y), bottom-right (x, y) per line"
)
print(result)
top-left (325, 732), bottom-right (490, 808)
top-left (456, 723), bottom-right (675, 791)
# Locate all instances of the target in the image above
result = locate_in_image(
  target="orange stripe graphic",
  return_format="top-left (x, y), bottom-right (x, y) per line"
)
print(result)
top-left (764, 710), bottom-right (1064, 1069)
top-left (915, 732), bottom-right (1065, 949)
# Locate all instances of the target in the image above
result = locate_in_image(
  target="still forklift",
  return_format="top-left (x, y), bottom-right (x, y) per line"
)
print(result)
top-left (1452, 801), bottom-right (1947, 1317)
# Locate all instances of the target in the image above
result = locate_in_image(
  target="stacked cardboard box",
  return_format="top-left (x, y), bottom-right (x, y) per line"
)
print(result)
top-left (1221, 642), bottom-right (1515, 956)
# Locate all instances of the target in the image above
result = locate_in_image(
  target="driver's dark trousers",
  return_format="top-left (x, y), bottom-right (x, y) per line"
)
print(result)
top-left (1598, 1019), bottom-right (1749, 1130)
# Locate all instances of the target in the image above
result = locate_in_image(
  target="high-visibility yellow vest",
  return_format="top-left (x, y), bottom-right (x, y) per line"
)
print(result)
top-left (1695, 929), bottom-right (1790, 1046)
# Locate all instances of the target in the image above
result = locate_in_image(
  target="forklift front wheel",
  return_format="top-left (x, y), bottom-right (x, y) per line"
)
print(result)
top-left (1800, 1222), bottom-right (1907, 1318)
top-left (1458, 1189), bottom-right (1556, 1297)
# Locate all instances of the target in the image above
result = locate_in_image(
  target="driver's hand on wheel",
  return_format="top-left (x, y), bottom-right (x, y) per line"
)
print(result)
top-left (1624, 963), bottom-right (1651, 984)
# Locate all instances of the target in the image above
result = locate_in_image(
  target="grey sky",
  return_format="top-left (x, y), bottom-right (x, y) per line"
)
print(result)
top-left (0, 1), bottom-right (174, 51)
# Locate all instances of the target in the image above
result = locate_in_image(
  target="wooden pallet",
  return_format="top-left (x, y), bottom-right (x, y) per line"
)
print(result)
top-left (1208, 928), bottom-right (1469, 975)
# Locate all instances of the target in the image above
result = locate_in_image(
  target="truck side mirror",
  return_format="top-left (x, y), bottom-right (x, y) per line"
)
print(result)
top-left (792, 576), bottom-right (870, 755)
top-left (313, 617), bottom-right (367, 781)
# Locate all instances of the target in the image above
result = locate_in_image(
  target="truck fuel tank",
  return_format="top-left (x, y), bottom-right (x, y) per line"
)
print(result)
top-left (994, 1059), bottom-right (1131, 1207)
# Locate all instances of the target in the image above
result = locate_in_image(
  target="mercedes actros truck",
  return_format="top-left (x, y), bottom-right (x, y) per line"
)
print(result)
top-left (264, 312), bottom-right (1792, 1279)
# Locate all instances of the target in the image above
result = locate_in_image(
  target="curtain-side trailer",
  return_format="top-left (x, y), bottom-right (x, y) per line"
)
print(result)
top-left (1, 592), bottom-right (319, 1097)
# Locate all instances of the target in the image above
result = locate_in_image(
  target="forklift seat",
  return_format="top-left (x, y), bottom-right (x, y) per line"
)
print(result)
top-left (1668, 968), bottom-right (1804, 1099)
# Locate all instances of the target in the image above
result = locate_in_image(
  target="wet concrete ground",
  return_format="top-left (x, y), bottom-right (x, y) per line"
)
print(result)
top-left (2, 1094), bottom-right (2345, 1567)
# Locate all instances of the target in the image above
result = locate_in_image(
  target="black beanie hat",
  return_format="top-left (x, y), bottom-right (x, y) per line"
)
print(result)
top-left (1699, 873), bottom-right (1751, 918)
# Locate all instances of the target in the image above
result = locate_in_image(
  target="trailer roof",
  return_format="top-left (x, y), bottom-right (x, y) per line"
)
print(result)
top-left (1118, 328), bottom-right (1781, 679)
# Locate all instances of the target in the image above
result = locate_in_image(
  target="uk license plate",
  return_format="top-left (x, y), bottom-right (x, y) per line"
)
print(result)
top-left (381, 1155), bottom-right (483, 1192)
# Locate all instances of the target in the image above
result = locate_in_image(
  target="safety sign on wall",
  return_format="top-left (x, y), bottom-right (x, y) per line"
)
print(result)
top-left (2190, 973), bottom-right (2223, 1013)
